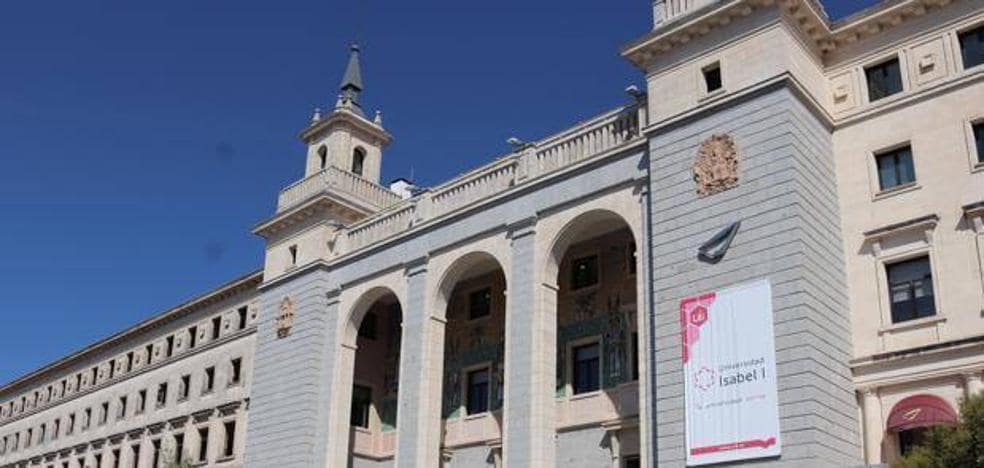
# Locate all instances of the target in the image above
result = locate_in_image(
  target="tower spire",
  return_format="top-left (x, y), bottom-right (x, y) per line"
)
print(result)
top-left (338, 43), bottom-right (364, 115)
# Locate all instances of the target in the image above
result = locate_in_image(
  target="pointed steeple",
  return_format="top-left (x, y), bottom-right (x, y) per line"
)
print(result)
top-left (338, 43), bottom-right (364, 114)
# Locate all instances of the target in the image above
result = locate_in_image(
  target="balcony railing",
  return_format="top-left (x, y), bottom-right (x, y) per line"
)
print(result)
top-left (653, 0), bottom-right (718, 27)
top-left (339, 102), bottom-right (645, 255)
top-left (277, 166), bottom-right (403, 213)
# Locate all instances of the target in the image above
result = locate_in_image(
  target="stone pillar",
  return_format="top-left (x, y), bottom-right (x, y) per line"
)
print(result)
top-left (965, 370), bottom-right (984, 397)
top-left (502, 218), bottom-right (557, 467)
top-left (395, 258), bottom-right (444, 468)
top-left (861, 389), bottom-right (883, 465)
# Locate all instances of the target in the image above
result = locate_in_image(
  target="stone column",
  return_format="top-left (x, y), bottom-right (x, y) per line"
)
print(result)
top-left (502, 218), bottom-right (556, 467)
top-left (395, 258), bottom-right (444, 468)
top-left (965, 370), bottom-right (984, 397)
top-left (861, 388), bottom-right (883, 465)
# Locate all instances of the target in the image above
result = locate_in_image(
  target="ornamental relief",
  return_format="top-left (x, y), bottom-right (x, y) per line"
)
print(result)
top-left (693, 133), bottom-right (739, 197)
top-left (277, 296), bottom-right (295, 339)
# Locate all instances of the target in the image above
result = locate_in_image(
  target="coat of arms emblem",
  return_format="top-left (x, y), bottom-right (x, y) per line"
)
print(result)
top-left (277, 297), bottom-right (295, 338)
top-left (693, 134), bottom-right (739, 197)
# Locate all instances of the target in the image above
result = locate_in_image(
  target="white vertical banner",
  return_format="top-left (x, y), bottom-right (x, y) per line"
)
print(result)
top-left (680, 279), bottom-right (781, 466)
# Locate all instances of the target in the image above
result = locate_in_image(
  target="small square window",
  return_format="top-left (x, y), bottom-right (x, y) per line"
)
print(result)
top-left (468, 288), bottom-right (492, 320)
top-left (959, 24), bottom-right (984, 70)
top-left (973, 121), bottom-right (984, 164)
top-left (466, 368), bottom-right (490, 415)
top-left (875, 145), bottom-right (915, 191)
top-left (350, 385), bottom-right (372, 428)
top-left (572, 342), bottom-right (601, 395)
top-left (887, 256), bottom-right (935, 323)
top-left (571, 255), bottom-right (599, 290)
top-left (702, 63), bottom-right (722, 93)
top-left (866, 57), bottom-right (903, 102)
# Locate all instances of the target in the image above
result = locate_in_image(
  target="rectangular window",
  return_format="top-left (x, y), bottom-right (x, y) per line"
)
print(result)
top-left (174, 433), bottom-right (184, 463)
top-left (223, 421), bottom-right (236, 458)
top-left (112, 448), bottom-right (120, 468)
top-left (350, 385), bottom-right (372, 428)
top-left (67, 413), bottom-right (75, 435)
top-left (204, 367), bottom-right (216, 394)
top-left (229, 358), bottom-right (242, 386)
top-left (94, 454), bottom-right (102, 468)
top-left (466, 368), bottom-right (490, 415)
top-left (126, 351), bottom-right (134, 372)
top-left (83, 407), bottom-right (91, 430)
top-left (237, 306), bottom-right (248, 330)
top-left (571, 255), bottom-right (600, 290)
top-left (53, 419), bottom-right (60, 440)
top-left (25, 429), bottom-right (31, 448)
top-left (39, 423), bottom-right (45, 443)
top-left (131, 443), bottom-right (140, 468)
top-left (573, 342), bottom-right (601, 394)
top-left (973, 121), bottom-right (984, 164)
top-left (118, 396), bottom-right (128, 420)
top-left (288, 245), bottom-right (298, 266)
top-left (156, 382), bottom-right (168, 408)
top-left (358, 312), bottom-right (377, 340)
top-left (702, 62), bottom-right (722, 93)
top-left (631, 332), bottom-right (639, 381)
top-left (166, 336), bottom-right (175, 358)
top-left (151, 439), bottom-right (161, 468)
top-left (212, 316), bottom-right (222, 340)
top-left (91, 367), bottom-right (98, 386)
top-left (875, 145), bottom-right (915, 190)
top-left (959, 24), bottom-right (984, 69)
top-left (180, 375), bottom-right (191, 400)
top-left (468, 288), bottom-right (492, 320)
top-left (188, 326), bottom-right (197, 349)
top-left (100, 401), bottom-right (109, 425)
top-left (866, 57), bottom-right (903, 101)
top-left (197, 427), bottom-right (209, 462)
top-left (137, 389), bottom-right (146, 413)
top-left (887, 256), bottom-right (936, 323)
top-left (145, 344), bottom-right (154, 366)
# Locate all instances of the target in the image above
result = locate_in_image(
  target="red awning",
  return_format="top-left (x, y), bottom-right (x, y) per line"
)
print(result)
top-left (886, 394), bottom-right (958, 432)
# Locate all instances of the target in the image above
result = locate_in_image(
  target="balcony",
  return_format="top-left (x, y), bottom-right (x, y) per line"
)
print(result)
top-left (277, 166), bottom-right (403, 213)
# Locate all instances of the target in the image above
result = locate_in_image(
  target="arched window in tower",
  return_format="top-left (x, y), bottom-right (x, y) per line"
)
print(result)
top-left (317, 145), bottom-right (328, 170)
top-left (352, 147), bottom-right (366, 176)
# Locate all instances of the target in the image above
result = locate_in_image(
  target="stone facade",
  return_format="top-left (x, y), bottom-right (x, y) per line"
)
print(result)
top-left (1, 0), bottom-right (983, 467)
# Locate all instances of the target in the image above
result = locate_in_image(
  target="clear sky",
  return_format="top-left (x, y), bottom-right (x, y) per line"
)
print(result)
top-left (0, 0), bottom-right (878, 385)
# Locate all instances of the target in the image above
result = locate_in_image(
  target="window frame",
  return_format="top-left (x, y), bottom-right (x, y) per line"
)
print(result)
top-left (464, 366), bottom-right (492, 416)
top-left (863, 54), bottom-right (905, 103)
top-left (873, 143), bottom-right (917, 192)
top-left (966, 118), bottom-right (984, 172)
top-left (569, 338), bottom-right (602, 396)
top-left (351, 147), bottom-right (367, 176)
top-left (570, 253), bottom-right (601, 291)
top-left (957, 22), bottom-right (984, 71)
top-left (885, 255), bottom-right (937, 324)
top-left (466, 286), bottom-right (493, 321)
top-left (350, 383), bottom-right (373, 429)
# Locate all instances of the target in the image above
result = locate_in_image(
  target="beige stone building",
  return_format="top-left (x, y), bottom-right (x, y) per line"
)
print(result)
top-left (1, 0), bottom-right (982, 467)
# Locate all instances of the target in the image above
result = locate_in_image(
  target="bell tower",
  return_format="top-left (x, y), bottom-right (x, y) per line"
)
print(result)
top-left (301, 44), bottom-right (391, 184)
top-left (253, 43), bottom-right (399, 279)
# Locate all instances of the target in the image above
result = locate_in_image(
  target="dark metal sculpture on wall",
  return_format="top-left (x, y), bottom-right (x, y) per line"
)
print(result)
top-left (698, 221), bottom-right (741, 264)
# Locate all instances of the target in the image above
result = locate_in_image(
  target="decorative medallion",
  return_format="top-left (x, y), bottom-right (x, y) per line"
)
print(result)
top-left (277, 297), bottom-right (295, 338)
top-left (693, 134), bottom-right (739, 197)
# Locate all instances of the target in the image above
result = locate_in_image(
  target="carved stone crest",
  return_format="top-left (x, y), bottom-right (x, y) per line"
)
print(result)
top-left (277, 297), bottom-right (295, 338)
top-left (693, 134), bottom-right (739, 197)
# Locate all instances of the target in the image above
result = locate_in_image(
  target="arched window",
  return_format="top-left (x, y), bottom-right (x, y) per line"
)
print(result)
top-left (317, 145), bottom-right (328, 170)
top-left (352, 147), bottom-right (366, 176)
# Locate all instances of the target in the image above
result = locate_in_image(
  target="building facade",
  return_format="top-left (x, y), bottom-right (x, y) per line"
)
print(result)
top-left (1, 0), bottom-right (982, 467)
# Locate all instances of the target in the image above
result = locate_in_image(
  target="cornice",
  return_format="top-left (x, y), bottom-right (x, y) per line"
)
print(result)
top-left (299, 108), bottom-right (392, 146)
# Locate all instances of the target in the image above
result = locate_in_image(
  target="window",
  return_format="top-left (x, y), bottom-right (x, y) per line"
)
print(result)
top-left (468, 288), bottom-right (492, 320)
top-left (317, 145), bottom-right (328, 169)
top-left (350, 385), bottom-right (372, 428)
top-left (203, 367), bottom-right (216, 394)
top-left (188, 326), bottom-right (197, 349)
top-left (198, 427), bottom-right (209, 462)
top-left (100, 401), bottom-right (109, 425)
top-left (25, 428), bottom-right (31, 448)
top-left (174, 433), bottom-right (185, 463)
top-left (959, 24), bottom-right (984, 69)
top-left (53, 419), bottom-right (60, 440)
top-left (237, 306), bottom-right (248, 330)
top-left (130, 444), bottom-right (140, 468)
top-left (466, 368), bottom-right (490, 415)
top-left (288, 245), bottom-right (298, 266)
top-left (67, 413), bottom-right (75, 435)
top-left (91, 367), bottom-right (98, 386)
top-left (875, 145), bottom-right (915, 190)
top-left (222, 420), bottom-right (236, 458)
top-left (145, 344), bottom-right (154, 366)
top-left (166, 335), bottom-right (175, 358)
top-left (898, 427), bottom-right (929, 456)
top-left (137, 389), bottom-right (147, 413)
top-left (702, 62), bottom-right (722, 93)
top-left (211, 316), bottom-right (222, 340)
top-left (112, 448), bottom-right (120, 468)
top-left (179, 375), bottom-right (191, 401)
top-left (887, 256), bottom-right (936, 323)
top-left (83, 407), bottom-right (91, 430)
top-left (152, 439), bottom-right (161, 468)
top-left (118, 396), bottom-right (128, 419)
top-left (351, 147), bottom-right (366, 176)
top-left (573, 342), bottom-right (601, 394)
top-left (94, 454), bottom-right (102, 468)
top-left (39, 423), bottom-right (45, 443)
top-left (571, 255), bottom-right (599, 290)
top-left (156, 382), bottom-right (168, 408)
top-left (229, 358), bottom-right (242, 386)
top-left (624, 456), bottom-right (641, 468)
top-left (358, 312), bottom-right (377, 340)
top-left (865, 57), bottom-right (903, 101)
top-left (627, 242), bottom-right (637, 275)
top-left (973, 121), bottom-right (984, 164)
top-left (632, 332), bottom-right (640, 382)
top-left (126, 351), bottom-right (134, 372)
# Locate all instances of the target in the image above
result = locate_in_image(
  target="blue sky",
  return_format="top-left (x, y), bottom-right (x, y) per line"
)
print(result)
top-left (0, 0), bottom-right (877, 385)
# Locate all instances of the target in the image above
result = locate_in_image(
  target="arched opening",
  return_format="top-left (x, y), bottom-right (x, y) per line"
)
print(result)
top-left (317, 144), bottom-right (328, 170)
top-left (347, 289), bottom-right (403, 465)
top-left (886, 394), bottom-right (958, 459)
top-left (352, 147), bottom-right (366, 176)
top-left (436, 252), bottom-right (507, 460)
top-left (549, 209), bottom-right (641, 464)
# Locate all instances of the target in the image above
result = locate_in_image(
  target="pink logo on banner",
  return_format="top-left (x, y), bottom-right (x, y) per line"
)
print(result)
top-left (679, 293), bottom-right (716, 364)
